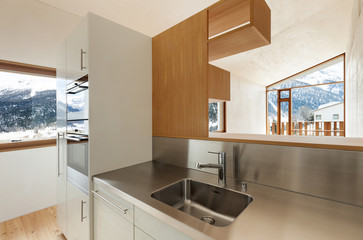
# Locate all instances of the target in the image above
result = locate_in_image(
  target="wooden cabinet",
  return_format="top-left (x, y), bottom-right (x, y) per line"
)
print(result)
top-left (152, 0), bottom-right (269, 137)
top-left (152, 10), bottom-right (209, 138)
top-left (66, 182), bottom-right (89, 240)
top-left (208, 64), bottom-right (231, 101)
top-left (208, 0), bottom-right (271, 61)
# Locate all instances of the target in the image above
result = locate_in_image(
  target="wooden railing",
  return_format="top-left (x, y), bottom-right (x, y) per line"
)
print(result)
top-left (268, 121), bottom-right (345, 136)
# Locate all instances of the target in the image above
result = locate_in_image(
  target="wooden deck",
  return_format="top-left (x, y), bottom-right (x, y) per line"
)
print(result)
top-left (0, 206), bottom-right (66, 240)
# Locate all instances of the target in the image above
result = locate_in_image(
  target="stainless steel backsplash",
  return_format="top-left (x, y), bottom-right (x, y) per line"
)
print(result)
top-left (153, 137), bottom-right (363, 207)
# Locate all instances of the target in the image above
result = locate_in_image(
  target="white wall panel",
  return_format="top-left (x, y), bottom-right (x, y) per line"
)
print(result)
top-left (0, 146), bottom-right (57, 222)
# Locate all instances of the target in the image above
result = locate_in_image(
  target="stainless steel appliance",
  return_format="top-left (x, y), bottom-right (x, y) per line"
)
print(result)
top-left (66, 75), bottom-right (89, 193)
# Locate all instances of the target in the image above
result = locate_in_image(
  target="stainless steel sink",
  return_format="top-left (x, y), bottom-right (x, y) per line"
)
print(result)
top-left (151, 179), bottom-right (253, 227)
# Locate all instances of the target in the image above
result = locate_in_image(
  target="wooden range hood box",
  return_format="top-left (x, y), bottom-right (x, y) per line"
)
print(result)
top-left (208, 0), bottom-right (271, 61)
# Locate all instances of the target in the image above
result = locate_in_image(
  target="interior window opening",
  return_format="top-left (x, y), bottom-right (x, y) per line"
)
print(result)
top-left (266, 54), bottom-right (345, 137)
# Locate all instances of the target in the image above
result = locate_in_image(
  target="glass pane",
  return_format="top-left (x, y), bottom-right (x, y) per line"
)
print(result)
top-left (280, 90), bottom-right (290, 99)
top-left (267, 58), bottom-right (344, 90)
top-left (267, 91), bottom-right (277, 134)
top-left (209, 102), bottom-right (224, 132)
top-left (0, 71), bottom-right (56, 143)
top-left (280, 101), bottom-right (290, 135)
top-left (291, 83), bottom-right (344, 136)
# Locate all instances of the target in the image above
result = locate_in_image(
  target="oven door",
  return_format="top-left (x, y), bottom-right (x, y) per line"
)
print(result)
top-left (67, 78), bottom-right (88, 121)
top-left (66, 135), bottom-right (88, 177)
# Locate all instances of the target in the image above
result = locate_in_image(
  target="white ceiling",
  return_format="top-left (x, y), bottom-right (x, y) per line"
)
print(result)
top-left (0, 0), bottom-right (354, 81)
top-left (0, 0), bottom-right (80, 68)
top-left (0, 0), bottom-right (217, 68)
top-left (211, 0), bottom-right (354, 86)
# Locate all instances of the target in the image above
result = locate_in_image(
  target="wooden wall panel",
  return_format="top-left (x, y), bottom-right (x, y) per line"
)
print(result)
top-left (152, 11), bottom-right (209, 137)
top-left (208, 0), bottom-right (271, 61)
top-left (208, 64), bottom-right (230, 101)
top-left (208, 26), bottom-right (269, 61)
top-left (208, 0), bottom-right (250, 38)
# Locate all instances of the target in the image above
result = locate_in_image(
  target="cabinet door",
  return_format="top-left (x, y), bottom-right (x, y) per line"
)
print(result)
top-left (67, 182), bottom-right (89, 240)
top-left (66, 17), bottom-right (88, 82)
top-left (93, 195), bottom-right (133, 240)
top-left (56, 132), bottom-right (67, 236)
top-left (135, 207), bottom-right (194, 240)
top-left (135, 227), bottom-right (154, 240)
top-left (56, 41), bottom-right (67, 236)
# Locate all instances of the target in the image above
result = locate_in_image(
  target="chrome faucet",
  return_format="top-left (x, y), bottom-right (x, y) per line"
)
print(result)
top-left (196, 151), bottom-right (226, 187)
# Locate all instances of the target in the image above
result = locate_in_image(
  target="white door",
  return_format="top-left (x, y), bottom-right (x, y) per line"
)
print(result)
top-left (67, 182), bottom-right (89, 240)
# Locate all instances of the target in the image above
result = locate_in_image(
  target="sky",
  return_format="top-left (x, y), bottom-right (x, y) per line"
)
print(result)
top-left (0, 70), bottom-right (55, 96)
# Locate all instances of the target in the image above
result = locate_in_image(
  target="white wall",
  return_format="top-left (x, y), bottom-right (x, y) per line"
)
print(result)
top-left (346, 0), bottom-right (363, 137)
top-left (226, 74), bottom-right (266, 134)
top-left (314, 103), bottom-right (344, 122)
top-left (0, 146), bottom-right (57, 222)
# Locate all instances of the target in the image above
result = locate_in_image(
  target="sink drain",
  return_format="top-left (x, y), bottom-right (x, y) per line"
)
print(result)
top-left (200, 216), bottom-right (216, 225)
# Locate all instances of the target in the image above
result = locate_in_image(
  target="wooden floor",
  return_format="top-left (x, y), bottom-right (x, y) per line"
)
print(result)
top-left (0, 206), bottom-right (66, 240)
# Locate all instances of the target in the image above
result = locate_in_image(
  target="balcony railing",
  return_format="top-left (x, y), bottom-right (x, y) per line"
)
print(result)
top-left (268, 121), bottom-right (345, 136)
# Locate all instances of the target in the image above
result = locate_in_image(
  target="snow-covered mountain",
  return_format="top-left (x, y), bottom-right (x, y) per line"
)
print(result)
top-left (267, 61), bottom-right (344, 122)
top-left (0, 89), bottom-right (56, 132)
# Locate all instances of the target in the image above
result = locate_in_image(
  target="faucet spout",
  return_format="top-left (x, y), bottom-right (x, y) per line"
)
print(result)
top-left (196, 163), bottom-right (223, 169)
top-left (196, 151), bottom-right (226, 187)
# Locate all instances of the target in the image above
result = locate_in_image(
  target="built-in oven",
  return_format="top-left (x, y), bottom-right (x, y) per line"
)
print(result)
top-left (66, 75), bottom-right (89, 193)
top-left (66, 76), bottom-right (89, 121)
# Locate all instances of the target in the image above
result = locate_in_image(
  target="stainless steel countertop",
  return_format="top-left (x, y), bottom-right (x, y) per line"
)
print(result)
top-left (93, 161), bottom-right (363, 240)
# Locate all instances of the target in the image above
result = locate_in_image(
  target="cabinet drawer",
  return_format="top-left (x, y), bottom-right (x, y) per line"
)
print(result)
top-left (135, 227), bottom-right (154, 240)
top-left (93, 183), bottom-right (134, 223)
top-left (94, 196), bottom-right (133, 240)
top-left (135, 207), bottom-right (195, 240)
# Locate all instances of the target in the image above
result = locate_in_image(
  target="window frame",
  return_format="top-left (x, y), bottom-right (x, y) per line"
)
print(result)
top-left (265, 53), bottom-right (345, 136)
top-left (209, 101), bottom-right (227, 133)
top-left (0, 59), bottom-right (56, 152)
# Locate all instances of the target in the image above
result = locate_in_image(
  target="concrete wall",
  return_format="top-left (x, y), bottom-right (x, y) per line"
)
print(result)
top-left (226, 74), bottom-right (266, 134)
top-left (0, 146), bottom-right (57, 222)
top-left (346, 0), bottom-right (363, 137)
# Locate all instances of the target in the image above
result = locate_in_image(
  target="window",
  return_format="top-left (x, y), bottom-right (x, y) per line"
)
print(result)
top-left (209, 102), bottom-right (225, 132)
top-left (0, 70), bottom-right (56, 143)
top-left (266, 54), bottom-right (345, 136)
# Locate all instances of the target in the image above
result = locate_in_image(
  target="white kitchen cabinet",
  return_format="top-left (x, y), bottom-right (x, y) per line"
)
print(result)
top-left (57, 12), bottom-right (152, 240)
top-left (134, 207), bottom-right (194, 240)
top-left (56, 41), bottom-right (67, 237)
top-left (135, 227), bottom-right (154, 240)
top-left (93, 193), bottom-right (133, 240)
top-left (67, 182), bottom-right (89, 240)
top-left (134, 227), bottom-right (154, 240)
top-left (66, 17), bottom-right (88, 82)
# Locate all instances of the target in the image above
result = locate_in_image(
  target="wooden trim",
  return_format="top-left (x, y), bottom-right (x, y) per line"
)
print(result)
top-left (343, 53), bottom-right (346, 137)
top-left (0, 139), bottom-right (56, 153)
top-left (223, 101), bottom-right (227, 132)
top-left (0, 59), bottom-right (56, 77)
top-left (266, 81), bottom-right (344, 92)
top-left (155, 135), bottom-right (363, 152)
top-left (266, 53), bottom-right (345, 89)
